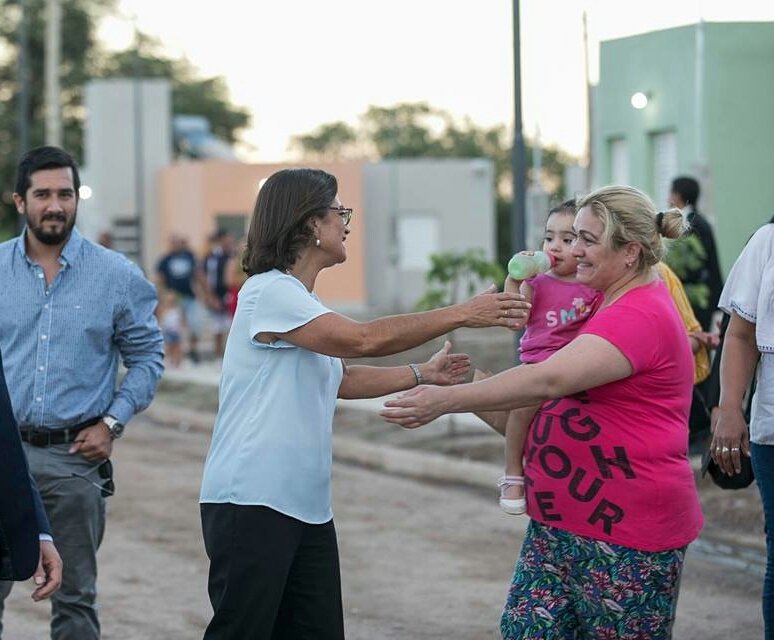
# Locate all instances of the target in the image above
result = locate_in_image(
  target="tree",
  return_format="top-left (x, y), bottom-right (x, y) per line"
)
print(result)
top-left (0, 0), bottom-right (114, 236)
top-left (415, 248), bottom-right (505, 311)
top-left (291, 102), bottom-right (574, 266)
top-left (288, 121), bottom-right (357, 160)
top-left (99, 33), bottom-right (250, 148)
top-left (663, 235), bottom-right (710, 310)
top-left (0, 3), bottom-right (250, 237)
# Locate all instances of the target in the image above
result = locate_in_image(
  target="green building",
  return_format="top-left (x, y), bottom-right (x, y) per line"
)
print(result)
top-left (592, 22), bottom-right (774, 273)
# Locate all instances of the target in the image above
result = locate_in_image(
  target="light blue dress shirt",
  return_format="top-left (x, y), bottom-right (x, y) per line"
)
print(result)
top-left (200, 270), bottom-right (343, 524)
top-left (0, 227), bottom-right (164, 428)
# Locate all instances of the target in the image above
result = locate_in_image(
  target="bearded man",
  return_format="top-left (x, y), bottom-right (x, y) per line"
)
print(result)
top-left (0, 146), bottom-right (163, 639)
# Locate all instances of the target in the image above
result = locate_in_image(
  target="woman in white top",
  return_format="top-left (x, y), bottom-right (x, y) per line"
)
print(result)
top-left (712, 222), bottom-right (774, 635)
top-left (199, 168), bottom-right (528, 639)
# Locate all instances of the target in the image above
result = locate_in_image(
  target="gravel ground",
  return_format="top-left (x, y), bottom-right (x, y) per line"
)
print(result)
top-left (1, 394), bottom-right (766, 639)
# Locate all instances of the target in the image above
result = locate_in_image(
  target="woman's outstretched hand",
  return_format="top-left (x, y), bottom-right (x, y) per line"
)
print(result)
top-left (421, 340), bottom-right (471, 386)
top-left (380, 385), bottom-right (449, 429)
top-left (460, 284), bottom-right (530, 330)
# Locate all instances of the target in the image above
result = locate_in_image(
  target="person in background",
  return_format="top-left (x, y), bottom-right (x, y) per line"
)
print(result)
top-left (224, 238), bottom-right (248, 317)
top-left (0, 146), bottom-right (164, 640)
top-left (96, 230), bottom-right (113, 249)
top-left (669, 176), bottom-right (724, 332)
top-left (382, 185), bottom-right (703, 639)
top-left (711, 220), bottom-right (774, 636)
top-left (157, 290), bottom-right (186, 368)
top-left (656, 261), bottom-right (719, 453)
top-left (705, 215), bottom-right (774, 431)
top-left (199, 167), bottom-right (529, 639)
top-left (156, 234), bottom-right (204, 364)
top-left (202, 230), bottom-right (235, 360)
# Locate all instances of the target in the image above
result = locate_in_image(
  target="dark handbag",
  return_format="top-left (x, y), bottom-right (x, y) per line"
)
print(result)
top-left (701, 442), bottom-right (755, 490)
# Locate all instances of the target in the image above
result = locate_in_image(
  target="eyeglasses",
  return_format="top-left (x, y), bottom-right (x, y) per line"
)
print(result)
top-left (328, 206), bottom-right (353, 226)
top-left (71, 459), bottom-right (115, 497)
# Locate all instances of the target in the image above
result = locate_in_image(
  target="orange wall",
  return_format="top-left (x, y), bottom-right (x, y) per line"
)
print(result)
top-left (157, 161), bottom-right (367, 305)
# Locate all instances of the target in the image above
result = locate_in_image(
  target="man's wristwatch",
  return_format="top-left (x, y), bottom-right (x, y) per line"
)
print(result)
top-left (102, 415), bottom-right (125, 440)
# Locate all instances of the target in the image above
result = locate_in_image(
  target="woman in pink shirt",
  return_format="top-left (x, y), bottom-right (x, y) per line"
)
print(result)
top-left (382, 185), bottom-right (704, 639)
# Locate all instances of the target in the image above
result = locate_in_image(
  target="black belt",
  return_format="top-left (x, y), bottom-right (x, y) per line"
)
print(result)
top-left (19, 417), bottom-right (102, 447)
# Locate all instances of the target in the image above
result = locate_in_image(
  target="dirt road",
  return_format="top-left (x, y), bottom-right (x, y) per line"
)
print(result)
top-left (2, 413), bottom-right (764, 639)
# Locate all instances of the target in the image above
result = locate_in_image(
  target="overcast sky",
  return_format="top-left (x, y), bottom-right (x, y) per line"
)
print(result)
top-left (99, 0), bottom-right (774, 162)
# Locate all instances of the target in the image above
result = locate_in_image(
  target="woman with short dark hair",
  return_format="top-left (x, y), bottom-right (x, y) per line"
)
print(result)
top-left (199, 167), bottom-right (528, 639)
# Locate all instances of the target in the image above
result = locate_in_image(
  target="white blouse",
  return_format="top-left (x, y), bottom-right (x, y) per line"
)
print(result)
top-left (719, 224), bottom-right (774, 444)
top-left (200, 270), bottom-right (343, 523)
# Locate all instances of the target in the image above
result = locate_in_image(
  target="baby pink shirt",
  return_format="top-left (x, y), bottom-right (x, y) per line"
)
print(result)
top-left (519, 273), bottom-right (602, 364)
top-left (524, 280), bottom-right (703, 552)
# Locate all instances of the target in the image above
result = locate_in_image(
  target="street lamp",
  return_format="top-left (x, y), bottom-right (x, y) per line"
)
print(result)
top-left (630, 92), bottom-right (649, 110)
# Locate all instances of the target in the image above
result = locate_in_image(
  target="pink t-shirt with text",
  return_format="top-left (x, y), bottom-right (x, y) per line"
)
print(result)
top-left (524, 280), bottom-right (703, 551)
top-left (519, 273), bottom-right (601, 364)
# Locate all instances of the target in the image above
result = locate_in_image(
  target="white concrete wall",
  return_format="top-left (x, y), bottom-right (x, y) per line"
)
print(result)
top-left (364, 159), bottom-right (496, 313)
top-left (80, 78), bottom-right (172, 272)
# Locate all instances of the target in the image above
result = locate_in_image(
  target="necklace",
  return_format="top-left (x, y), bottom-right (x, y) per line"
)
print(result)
top-left (602, 272), bottom-right (645, 308)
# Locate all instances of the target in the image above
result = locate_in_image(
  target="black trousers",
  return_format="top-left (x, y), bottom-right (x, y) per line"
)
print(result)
top-left (201, 503), bottom-right (345, 640)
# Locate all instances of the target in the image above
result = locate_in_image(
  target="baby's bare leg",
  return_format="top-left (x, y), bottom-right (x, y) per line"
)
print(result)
top-left (503, 405), bottom-right (540, 488)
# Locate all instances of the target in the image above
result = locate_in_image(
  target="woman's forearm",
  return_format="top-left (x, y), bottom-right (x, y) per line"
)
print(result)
top-left (339, 365), bottom-right (418, 399)
top-left (444, 365), bottom-right (554, 414)
top-left (718, 315), bottom-right (760, 412)
top-left (443, 335), bottom-right (633, 414)
top-left (356, 307), bottom-right (466, 357)
top-left (279, 291), bottom-right (526, 359)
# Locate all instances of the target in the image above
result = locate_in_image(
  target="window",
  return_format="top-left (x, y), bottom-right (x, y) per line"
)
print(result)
top-left (609, 137), bottom-right (629, 184)
top-left (397, 214), bottom-right (439, 270)
top-left (215, 214), bottom-right (248, 239)
top-left (650, 130), bottom-right (677, 208)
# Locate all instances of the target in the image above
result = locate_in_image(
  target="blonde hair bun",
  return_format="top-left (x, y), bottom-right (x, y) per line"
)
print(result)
top-left (657, 207), bottom-right (687, 240)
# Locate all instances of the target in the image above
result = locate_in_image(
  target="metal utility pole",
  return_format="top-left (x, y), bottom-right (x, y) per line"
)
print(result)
top-left (583, 10), bottom-right (592, 191)
top-left (510, 0), bottom-right (527, 254)
top-left (132, 20), bottom-right (145, 268)
top-left (17, 0), bottom-right (30, 232)
top-left (510, 0), bottom-right (527, 364)
top-left (17, 0), bottom-right (30, 155)
top-left (44, 0), bottom-right (62, 146)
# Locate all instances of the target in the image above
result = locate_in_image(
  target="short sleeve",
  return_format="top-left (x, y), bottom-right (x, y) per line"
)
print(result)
top-left (581, 303), bottom-right (656, 374)
top-left (248, 275), bottom-right (332, 348)
top-left (719, 224), bottom-right (774, 323)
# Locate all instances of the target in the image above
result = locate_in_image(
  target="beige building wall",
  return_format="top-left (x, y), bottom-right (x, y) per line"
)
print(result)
top-left (157, 161), bottom-right (367, 309)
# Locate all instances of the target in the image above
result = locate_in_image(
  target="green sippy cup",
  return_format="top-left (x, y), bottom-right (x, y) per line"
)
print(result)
top-left (507, 251), bottom-right (556, 280)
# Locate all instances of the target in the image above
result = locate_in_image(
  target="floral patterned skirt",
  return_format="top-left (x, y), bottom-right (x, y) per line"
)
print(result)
top-left (501, 520), bottom-right (686, 640)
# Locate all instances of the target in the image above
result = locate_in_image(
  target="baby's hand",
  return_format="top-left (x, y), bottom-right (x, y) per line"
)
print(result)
top-left (503, 275), bottom-right (521, 293)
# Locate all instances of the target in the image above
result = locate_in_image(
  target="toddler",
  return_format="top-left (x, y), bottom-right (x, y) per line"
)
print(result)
top-left (497, 200), bottom-right (601, 514)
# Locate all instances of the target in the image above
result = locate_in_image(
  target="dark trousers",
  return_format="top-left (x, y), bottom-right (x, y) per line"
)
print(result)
top-left (752, 443), bottom-right (774, 640)
top-left (201, 503), bottom-right (344, 640)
